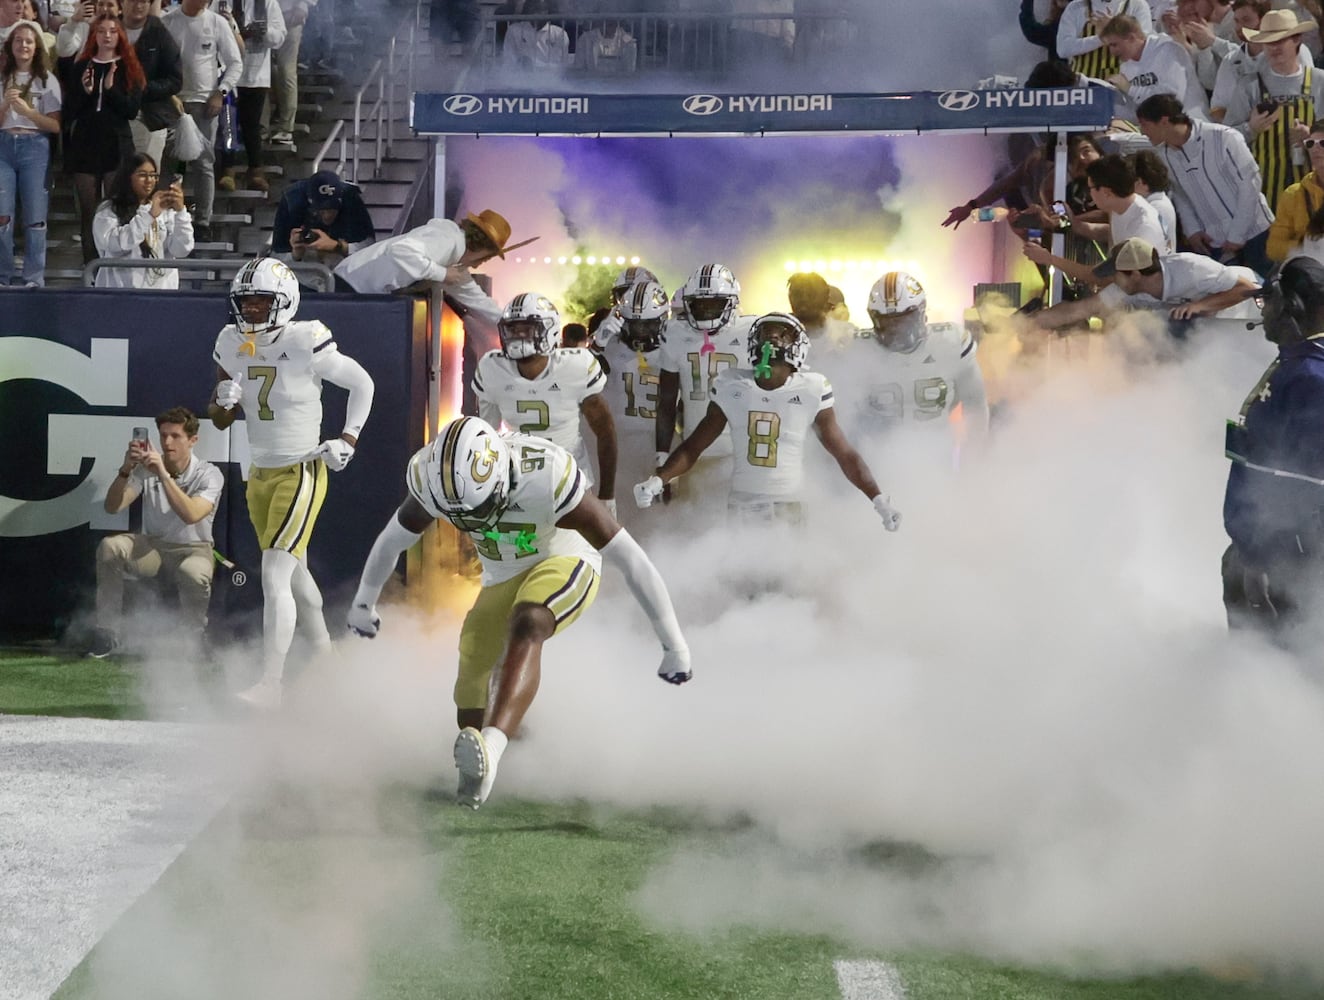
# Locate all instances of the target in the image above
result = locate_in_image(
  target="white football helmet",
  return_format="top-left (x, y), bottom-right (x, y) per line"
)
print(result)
top-left (611, 265), bottom-right (659, 305)
top-left (499, 292), bottom-right (561, 360)
top-left (618, 279), bottom-right (670, 352)
top-left (230, 257), bottom-right (300, 344)
top-left (748, 312), bottom-right (810, 371)
top-left (407, 416), bottom-right (513, 533)
top-left (867, 271), bottom-right (928, 354)
top-left (682, 264), bottom-right (740, 332)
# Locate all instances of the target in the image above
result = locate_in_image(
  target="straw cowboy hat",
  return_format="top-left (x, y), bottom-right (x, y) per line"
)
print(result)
top-left (465, 209), bottom-right (515, 258)
top-left (1242, 9), bottom-right (1316, 44)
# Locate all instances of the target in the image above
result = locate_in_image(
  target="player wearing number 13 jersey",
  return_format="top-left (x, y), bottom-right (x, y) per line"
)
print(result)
top-left (636, 313), bottom-right (902, 532)
top-left (472, 292), bottom-right (617, 506)
top-left (346, 416), bottom-right (690, 810)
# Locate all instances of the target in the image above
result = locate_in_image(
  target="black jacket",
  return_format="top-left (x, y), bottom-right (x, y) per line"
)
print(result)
top-left (271, 178), bottom-right (376, 253)
top-left (135, 16), bottom-right (183, 127)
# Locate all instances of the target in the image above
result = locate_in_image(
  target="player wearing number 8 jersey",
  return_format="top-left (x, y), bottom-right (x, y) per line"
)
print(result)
top-left (209, 257), bottom-right (375, 710)
top-left (472, 292), bottom-right (617, 510)
top-left (636, 313), bottom-right (901, 531)
top-left (346, 416), bottom-right (690, 810)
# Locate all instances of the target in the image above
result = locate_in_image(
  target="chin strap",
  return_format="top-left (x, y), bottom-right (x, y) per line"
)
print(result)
top-left (753, 340), bottom-right (775, 379)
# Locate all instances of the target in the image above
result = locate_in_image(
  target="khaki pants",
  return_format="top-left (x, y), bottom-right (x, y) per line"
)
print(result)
top-left (95, 534), bottom-right (214, 632)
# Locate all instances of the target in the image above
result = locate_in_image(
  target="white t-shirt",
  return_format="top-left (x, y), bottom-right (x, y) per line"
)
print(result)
top-left (1096, 251), bottom-right (1261, 317)
top-left (128, 452), bottom-right (225, 544)
top-left (161, 7), bottom-right (243, 102)
top-left (1146, 190), bottom-right (1178, 254)
top-left (0, 70), bottom-right (60, 131)
top-left (1109, 193), bottom-right (1167, 250)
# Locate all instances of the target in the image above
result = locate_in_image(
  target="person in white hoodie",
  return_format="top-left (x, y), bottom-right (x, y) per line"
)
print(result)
top-left (92, 151), bottom-right (194, 288)
top-left (161, 0), bottom-right (242, 240)
top-left (216, 0), bottom-right (284, 193)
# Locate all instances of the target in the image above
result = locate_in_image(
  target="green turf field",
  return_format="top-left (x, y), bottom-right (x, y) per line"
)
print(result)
top-left (4, 650), bottom-right (1322, 1000)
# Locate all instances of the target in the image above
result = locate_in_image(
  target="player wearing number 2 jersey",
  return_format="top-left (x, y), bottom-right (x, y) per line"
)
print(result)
top-left (636, 313), bottom-right (902, 531)
top-left (472, 292), bottom-right (617, 510)
top-left (346, 416), bottom-right (690, 810)
top-left (209, 257), bottom-right (375, 710)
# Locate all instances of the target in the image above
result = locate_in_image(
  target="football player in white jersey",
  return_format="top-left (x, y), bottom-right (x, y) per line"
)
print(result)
top-left (590, 264), bottom-right (660, 349)
top-left (472, 292), bottom-right (618, 513)
top-left (209, 257), bottom-right (376, 710)
top-left (599, 279), bottom-right (668, 526)
top-left (636, 313), bottom-right (901, 531)
top-left (655, 264), bottom-right (752, 503)
top-left (346, 416), bottom-right (690, 809)
top-left (857, 271), bottom-right (990, 453)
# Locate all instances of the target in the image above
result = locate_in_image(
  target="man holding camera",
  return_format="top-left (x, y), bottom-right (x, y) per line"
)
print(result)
top-left (271, 169), bottom-right (374, 270)
top-left (90, 407), bottom-right (225, 658)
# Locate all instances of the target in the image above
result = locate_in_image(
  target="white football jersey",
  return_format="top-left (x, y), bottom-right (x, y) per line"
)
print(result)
top-left (472, 347), bottom-right (606, 472)
top-left (600, 336), bottom-right (663, 486)
top-left (658, 315), bottom-right (752, 455)
top-left (710, 368), bottom-right (833, 500)
top-left (458, 433), bottom-right (600, 586)
top-left (854, 322), bottom-right (978, 429)
top-left (213, 319), bottom-right (336, 468)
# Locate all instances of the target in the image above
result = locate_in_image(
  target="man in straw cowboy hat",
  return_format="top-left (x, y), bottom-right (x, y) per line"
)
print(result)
top-left (334, 209), bottom-right (532, 325)
top-left (1215, 8), bottom-right (1324, 213)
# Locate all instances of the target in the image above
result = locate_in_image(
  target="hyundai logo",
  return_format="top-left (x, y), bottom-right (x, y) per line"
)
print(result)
top-left (443, 94), bottom-right (484, 116)
top-left (683, 95), bottom-right (724, 116)
top-left (937, 90), bottom-right (981, 112)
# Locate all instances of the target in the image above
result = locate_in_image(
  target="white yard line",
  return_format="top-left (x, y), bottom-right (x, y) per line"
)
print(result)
top-left (834, 959), bottom-right (908, 1000)
top-left (0, 715), bottom-right (230, 1000)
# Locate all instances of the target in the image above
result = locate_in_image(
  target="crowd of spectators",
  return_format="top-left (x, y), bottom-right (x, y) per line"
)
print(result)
top-left (0, 0), bottom-right (340, 285)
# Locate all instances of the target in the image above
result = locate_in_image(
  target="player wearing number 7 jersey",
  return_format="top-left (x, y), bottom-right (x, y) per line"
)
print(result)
top-left (346, 416), bottom-right (690, 810)
top-left (209, 257), bottom-right (375, 710)
top-left (637, 313), bottom-right (901, 531)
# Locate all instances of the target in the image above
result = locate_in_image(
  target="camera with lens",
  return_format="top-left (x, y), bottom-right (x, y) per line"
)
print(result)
top-left (299, 224), bottom-right (318, 244)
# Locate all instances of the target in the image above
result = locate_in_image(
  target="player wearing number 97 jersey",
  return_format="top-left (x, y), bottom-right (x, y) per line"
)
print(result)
top-left (638, 313), bottom-right (902, 531)
top-left (345, 416), bottom-right (691, 810)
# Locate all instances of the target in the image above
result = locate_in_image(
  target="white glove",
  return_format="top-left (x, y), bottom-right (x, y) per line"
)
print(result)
top-left (346, 601), bottom-right (381, 638)
top-left (603, 497), bottom-right (617, 519)
top-left (873, 494), bottom-right (902, 532)
top-left (316, 438), bottom-right (355, 472)
top-left (658, 646), bottom-right (692, 685)
top-left (215, 379), bottom-right (243, 410)
top-left (634, 475), bottom-right (664, 509)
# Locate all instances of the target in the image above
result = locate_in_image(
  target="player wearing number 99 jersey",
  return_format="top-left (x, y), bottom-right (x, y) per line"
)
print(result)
top-left (858, 271), bottom-right (989, 449)
top-left (637, 313), bottom-right (902, 531)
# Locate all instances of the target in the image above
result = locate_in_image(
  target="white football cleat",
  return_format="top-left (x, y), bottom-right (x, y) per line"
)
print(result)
top-left (235, 676), bottom-right (282, 711)
top-left (453, 727), bottom-right (496, 809)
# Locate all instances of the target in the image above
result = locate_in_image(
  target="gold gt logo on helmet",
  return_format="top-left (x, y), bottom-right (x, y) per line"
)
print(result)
top-left (470, 441), bottom-right (500, 483)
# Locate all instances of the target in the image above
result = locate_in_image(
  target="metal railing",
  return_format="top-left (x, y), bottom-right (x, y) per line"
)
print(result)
top-left (479, 11), bottom-right (850, 77)
top-left (83, 258), bottom-right (337, 292)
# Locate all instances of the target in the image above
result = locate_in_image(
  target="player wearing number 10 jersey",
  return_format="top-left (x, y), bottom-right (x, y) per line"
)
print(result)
top-left (636, 313), bottom-right (902, 532)
top-left (656, 264), bottom-right (753, 463)
top-left (473, 292), bottom-right (617, 509)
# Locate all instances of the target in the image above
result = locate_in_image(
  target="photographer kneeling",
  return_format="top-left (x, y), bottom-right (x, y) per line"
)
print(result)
top-left (93, 151), bottom-right (194, 288)
top-left (272, 169), bottom-right (375, 274)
